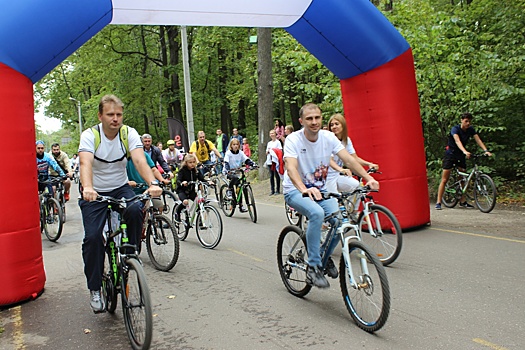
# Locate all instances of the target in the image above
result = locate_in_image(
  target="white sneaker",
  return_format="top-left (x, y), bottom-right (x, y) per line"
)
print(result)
top-left (90, 290), bottom-right (106, 314)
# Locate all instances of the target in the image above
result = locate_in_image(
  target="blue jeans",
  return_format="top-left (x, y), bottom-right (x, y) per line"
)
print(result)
top-left (284, 189), bottom-right (339, 267)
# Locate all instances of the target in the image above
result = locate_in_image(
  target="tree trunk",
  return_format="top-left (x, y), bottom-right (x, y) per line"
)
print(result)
top-left (167, 26), bottom-right (183, 122)
top-left (257, 28), bottom-right (273, 179)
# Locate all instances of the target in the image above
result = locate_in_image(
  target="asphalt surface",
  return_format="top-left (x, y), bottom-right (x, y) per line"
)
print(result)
top-left (1, 182), bottom-right (524, 350)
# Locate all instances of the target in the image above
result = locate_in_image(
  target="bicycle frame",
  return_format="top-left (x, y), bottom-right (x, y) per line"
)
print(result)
top-left (184, 182), bottom-right (208, 227)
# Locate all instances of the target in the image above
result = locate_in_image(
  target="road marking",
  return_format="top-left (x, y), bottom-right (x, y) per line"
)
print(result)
top-left (14, 305), bottom-right (26, 349)
top-left (472, 338), bottom-right (508, 350)
top-left (227, 248), bottom-right (264, 262)
top-left (433, 227), bottom-right (525, 244)
top-left (257, 202), bottom-right (285, 208)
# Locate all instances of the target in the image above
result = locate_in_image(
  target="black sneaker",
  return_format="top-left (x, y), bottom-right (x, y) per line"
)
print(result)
top-left (306, 266), bottom-right (330, 288)
top-left (460, 202), bottom-right (474, 209)
top-left (90, 290), bottom-right (106, 314)
top-left (435, 203), bottom-right (442, 210)
top-left (325, 257), bottom-right (338, 279)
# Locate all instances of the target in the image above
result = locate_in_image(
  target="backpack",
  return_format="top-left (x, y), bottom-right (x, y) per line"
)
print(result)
top-left (91, 124), bottom-right (130, 163)
top-left (196, 139), bottom-right (211, 153)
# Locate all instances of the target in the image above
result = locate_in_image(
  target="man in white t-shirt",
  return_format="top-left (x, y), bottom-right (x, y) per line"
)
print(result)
top-left (283, 103), bottom-right (379, 288)
top-left (78, 94), bottom-right (162, 313)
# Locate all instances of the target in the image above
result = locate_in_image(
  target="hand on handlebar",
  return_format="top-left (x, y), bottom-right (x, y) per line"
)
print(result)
top-left (302, 187), bottom-right (323, 201)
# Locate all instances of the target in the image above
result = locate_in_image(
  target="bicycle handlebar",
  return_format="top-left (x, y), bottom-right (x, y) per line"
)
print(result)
top-left (224, 165), bottom-right (259, 175)
top-left (301, 186), bottom-right (377, 200)
top-left (95, 192), bottom-right (150, 205)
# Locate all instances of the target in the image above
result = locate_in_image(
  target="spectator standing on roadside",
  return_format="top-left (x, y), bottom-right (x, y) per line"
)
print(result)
top-left (215, 129), bottom-right (228, 158)
top-left (266, 129), bottom-right (283, 195)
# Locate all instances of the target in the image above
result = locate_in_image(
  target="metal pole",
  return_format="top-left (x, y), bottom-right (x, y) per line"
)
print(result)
top-left (69, 97), bottom-right (83, 135)
top-left (181, 25), bottom-right (195, 144)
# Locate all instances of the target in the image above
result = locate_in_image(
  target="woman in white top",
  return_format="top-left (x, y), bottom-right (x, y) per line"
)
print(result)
top-left (265, 129), bottom-right (283, 195)
top-left (326, 113), bottom-right (379, 193)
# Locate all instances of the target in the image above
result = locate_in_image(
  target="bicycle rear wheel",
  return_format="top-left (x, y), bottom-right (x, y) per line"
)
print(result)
top-left (474, 174), bottom-right (496, 213)
top-left (244, 185), bottom-right (257, 223)
top-left (277, 225), bottom-right (312, 297)
top-left (44, 197), bottom-right (63, 242)
top-left (103, 251), bottom-right (118, 314)
top-left (146, 214), bottom-right (180, 271)
top-left (339, 240), bottom-right (390, 333)
top-left (121, 258), bottom-right (153, 350)
top-left (284, 203), bottom-right (301, 226)
top-left (196, 205), bottom-right (223, 249)
top-left (358, 205), bottom-right (402, 266)
top-left (442, 176), bottom-right (459, 208)
top-left (219, 184), bottom-right (236, 217)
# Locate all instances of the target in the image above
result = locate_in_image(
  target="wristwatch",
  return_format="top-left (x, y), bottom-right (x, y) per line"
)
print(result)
top-left (150, 180), bottom-right (160, 186)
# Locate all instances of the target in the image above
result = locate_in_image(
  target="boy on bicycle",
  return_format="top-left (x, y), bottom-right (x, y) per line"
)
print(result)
top-left (435, 112), bottom-right (492, 210)
top-left (283, 103), bottom-right (378, 288)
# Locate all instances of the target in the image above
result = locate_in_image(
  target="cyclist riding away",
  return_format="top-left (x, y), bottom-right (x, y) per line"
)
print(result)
top-left (36, 140), bottom-right (66, 194)
top-left (223, 138), bottom-right (255, 213)
top-left (436, 112), bottom-right (492, 210)
top-left (78, 94), bottom-right (162, 314)
top-left (283, 103), bottom-right (379, 289)
top-left (50, 142), bottom-right (73, 201)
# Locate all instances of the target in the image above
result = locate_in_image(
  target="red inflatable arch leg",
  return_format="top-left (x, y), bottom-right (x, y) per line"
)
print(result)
top-left (0, 63), bottom-right (46, 306)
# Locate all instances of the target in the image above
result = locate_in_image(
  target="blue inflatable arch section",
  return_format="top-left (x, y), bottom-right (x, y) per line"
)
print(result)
top-left (0, 0), bottom-right (429, 306)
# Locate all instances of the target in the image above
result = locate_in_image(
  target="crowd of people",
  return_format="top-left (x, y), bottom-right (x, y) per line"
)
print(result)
top-left (36, 93), bottom-right (491, 312)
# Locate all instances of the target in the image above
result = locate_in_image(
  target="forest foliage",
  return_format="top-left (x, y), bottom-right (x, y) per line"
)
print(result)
top-left (36, 0), bottom-right (525, 190)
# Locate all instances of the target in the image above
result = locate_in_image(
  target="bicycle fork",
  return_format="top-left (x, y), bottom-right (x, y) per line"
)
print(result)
top-left (341, 233), bottom-right (370, 289)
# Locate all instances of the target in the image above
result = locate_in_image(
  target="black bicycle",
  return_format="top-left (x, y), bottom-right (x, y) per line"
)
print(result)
top-left (98, 193), bottom-right (153, 350)
top-left (219, 165), bottom-right (258, 223)
top-left (38, 179), bottom-right (63, 242)
top-left (51, 176), bottom-right (67, 223)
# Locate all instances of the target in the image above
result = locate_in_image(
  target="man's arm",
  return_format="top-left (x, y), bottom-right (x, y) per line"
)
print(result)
top-left (130, 148), bottom-right (162, 196)
top-left (154, 147), bottom-right (172, 175)
top-left (336, 149), bottom-right (379, 190)
top-left (473, 135), bottom-right (492, 156)
top-left (79, 151), bottom-right (96, 200)
top-left (46, 155), bottom-right (66, 177)
top-left (285, 157), bottom-right (325, 201)
top-left (453, 134), bottom-right (470, 158)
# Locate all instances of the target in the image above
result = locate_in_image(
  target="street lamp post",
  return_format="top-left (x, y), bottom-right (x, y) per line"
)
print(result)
top-left (69, 97), bottom-right (83, 135)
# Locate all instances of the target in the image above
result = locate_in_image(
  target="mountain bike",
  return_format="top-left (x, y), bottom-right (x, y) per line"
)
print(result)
top-left (277, 192), bottom-right (390, 333)
top-left (158, 175), bottom-right (179, 221)
top-left (134, 184), bottom-right (180, 272)
top-left (442, 153), bottom-right (497, 213)
top-left (99, 193), bottom-right (153, 350)
top-left (38, 179), bottom-right (63, 242)
top-left (203, 161), bottom-right (226, 202)
top-left (173, 180), bottom-right (223, 249)
top-left (219, 165), bottom-right (258, 223)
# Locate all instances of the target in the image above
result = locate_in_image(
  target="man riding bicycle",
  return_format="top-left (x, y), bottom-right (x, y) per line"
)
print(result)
top-left (78, 94), bottom-right (162, 313)
top-left (283, 103), bottom-right (379, 289)
top-left (50, 142), bottom-right (73, 201)
top-left (36, 140), bottom-right (66, 195)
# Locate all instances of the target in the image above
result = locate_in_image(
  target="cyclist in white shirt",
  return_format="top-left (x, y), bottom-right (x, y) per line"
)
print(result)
top-left (283, 103), bottom-right (379, 289)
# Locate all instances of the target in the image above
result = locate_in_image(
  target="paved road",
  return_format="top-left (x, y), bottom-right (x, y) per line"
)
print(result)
top-left (1, 185), bottom-right (524, 350)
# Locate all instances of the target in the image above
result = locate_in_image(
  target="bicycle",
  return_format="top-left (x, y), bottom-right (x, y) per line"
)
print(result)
top-left (203, 161), bottom-right (226, 202)
top-left (135, 184), bottom-right (180, 272)
top-left (159, 174), bottom-right (179, 220)
top-left (173, 180), bottom-right (223, 249)
top-left (277, 192), bottom-right (390, 332)
top-left (442, 153), bottom-right (497, 213)
top-left (219, 165), bottom-right (258, 223)
top-left (284, 203), bottom-right (301, 226)
top-left (38, 179), bottom-right (63, 242)
top-left (51, 175), bottom-right (67, 223)
top-left (98, 193), bottom-right (153, 350)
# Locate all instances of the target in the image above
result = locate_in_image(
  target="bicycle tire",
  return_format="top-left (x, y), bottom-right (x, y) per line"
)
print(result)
top-left (219, 184), bottom-right (236, 217)
top-left (442, 176), bottom-right (459, 208)
top-left (339, 240), bottom-right (390, 332)
top-left (196, 205), bottom-right (223, 249)
top-left (44, 197), bottom-right (63, 242)
top-left (244, 185), bottom-right (257, 223)
top-left (276, 225), bottom-right (312, 297)
top-left (474, 173), bottom-right (497, 213)
top-left (161, 190), bottom-right (178, 219)
top-left (103, 252), bottom-right (118, 314)
top-left (284, 203), bottom-right (301, 226)
top-left (357, 204), bottom-right (402, 266)
top-left (57, 191), bottom-right (66, 223)
top-left (121, 258), bottom-right (153, 350)
top-left (174, 206), bottom-right (190, 241)
top-left (146, 214), bottom-right (180, 271)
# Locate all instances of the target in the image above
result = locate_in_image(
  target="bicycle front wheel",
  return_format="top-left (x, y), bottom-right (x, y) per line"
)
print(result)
top-left (174, 207), bottom-right (190, 241)
top-left (44, 197), bottom-right (63, 242)
top-left (442, 176), bottom-right (459, 208)
top-left (196, 205), bottom-right (223, 249)
top-left (219, 184), bottom-right (236, 217)
top-left (358, 205), bottom-right (402, 266)
top-left (339, 241), bottom-right (390, 333)
top-left (146, 214), bottom-right (180, 271)
top-left (121, 258), bottom-right (153, 350)
top-left (474, 174), bottom-right (496, 213)
top-left (276, 225), bottom-right (312, 297)
top-left (244, 185), bottom-right (257, 223)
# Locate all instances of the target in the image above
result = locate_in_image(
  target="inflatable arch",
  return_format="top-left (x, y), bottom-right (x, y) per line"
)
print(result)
top-left (0, 0), bottom-right (429, 306)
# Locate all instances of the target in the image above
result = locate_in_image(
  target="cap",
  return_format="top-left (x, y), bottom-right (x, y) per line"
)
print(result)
top-left (36, 140), bottom-right (45, 146)
top-left (166, 140), bottom-right (175, 145)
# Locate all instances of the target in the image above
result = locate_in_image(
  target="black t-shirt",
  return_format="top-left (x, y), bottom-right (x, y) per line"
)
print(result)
top-left (446, 125), bottom-right (477, 157)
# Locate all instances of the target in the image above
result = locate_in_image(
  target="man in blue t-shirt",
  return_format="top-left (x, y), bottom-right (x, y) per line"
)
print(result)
top-left (435, 112), bottom-right (492, 210)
